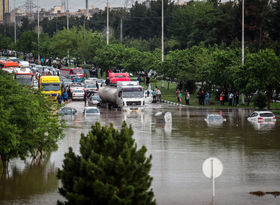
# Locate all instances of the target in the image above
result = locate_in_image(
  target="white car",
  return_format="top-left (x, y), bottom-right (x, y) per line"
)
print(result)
top-left (72, 89), bottom-right (84, 100)
top-left (247, 111), bottom-right (276, 122)
top-left (85, 84), bottom-right (97, 92)
top-left (204, 114), bottom-right (226, 126)
top-left (88, 94), bottom-right (101, 106)
top-left (83, 107), bottom-right (100, 117)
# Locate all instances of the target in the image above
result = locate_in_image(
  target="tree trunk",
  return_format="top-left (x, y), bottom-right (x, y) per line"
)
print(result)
top-left (168, 81), bottom-right (170, 90)
top-left (1, 155), bottom-right (9, 175)
top-left (267, 94), bottom-right (271, 110)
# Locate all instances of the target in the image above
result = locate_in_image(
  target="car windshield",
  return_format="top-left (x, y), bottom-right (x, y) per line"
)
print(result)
top-left (260, 113), bottom-right (274, 117)
top-left (87, 85), bottom-right (96, 88)
top-left (73, 69), bottom-right (83, 74)
top-left (92, 96), bottom-right (101, 101)
top-left (86, 108), bottom-right (99, 113)
top-left (41, 83), bottom-right (60, 91)
top-left (122, 87), bottom-right (144, 98)
top-left (60, 108), bottom-right (73, 114)
top-left (208, 115), bottom-right (223, 121)
top-left (73, 78), bottom-right (83, 83)
top-left (73, 90), bottom-right (83, 93)
top-left (15, 75), bottom-right (33, 86)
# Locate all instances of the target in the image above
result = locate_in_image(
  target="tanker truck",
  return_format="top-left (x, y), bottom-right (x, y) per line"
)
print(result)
top-left (98, 81), bottom-right (145, 112)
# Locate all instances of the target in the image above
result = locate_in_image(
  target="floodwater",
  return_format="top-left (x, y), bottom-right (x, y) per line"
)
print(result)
top-left (1, 101), bottom-right (280, 205)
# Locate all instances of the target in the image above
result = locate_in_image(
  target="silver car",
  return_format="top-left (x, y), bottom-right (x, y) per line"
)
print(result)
top-left (72, 89), bottom-right (84, 100)
top-left (83, 107), bottom-right (100, 117)
top-left (88, 94), bottom-right (101, 106)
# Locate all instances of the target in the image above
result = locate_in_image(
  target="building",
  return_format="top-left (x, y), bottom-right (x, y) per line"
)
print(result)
top-left (0, 0), bottom-right (9, 23)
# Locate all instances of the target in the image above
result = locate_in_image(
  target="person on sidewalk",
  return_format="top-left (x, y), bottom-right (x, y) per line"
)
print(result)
top-left (185, 90), bottom-right (190, 105)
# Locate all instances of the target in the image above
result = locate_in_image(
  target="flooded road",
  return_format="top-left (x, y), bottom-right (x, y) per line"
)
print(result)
top-left (1, 101), bottom-right (280, 205)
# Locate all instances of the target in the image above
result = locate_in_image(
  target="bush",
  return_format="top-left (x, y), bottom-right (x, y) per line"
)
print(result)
top-left (253, 92), bottom-right (267, 109)
top-left (57, 122), bottom-right (155, 205)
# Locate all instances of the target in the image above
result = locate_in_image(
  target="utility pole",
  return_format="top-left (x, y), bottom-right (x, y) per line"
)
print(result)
top-left (120, 17), bottom-right (123, 43)
top-left (66, 0), bottom-right (69, 30)
top-left (106, 0), bottom-right (109, 45)
top-left (161, 0), bottom-right (164, 62)
top-left (14, 0), bottom-right (16, 44)
top-left (37, 0), bottom-right (40, 64)
top-left (242, 0), bottom-right (244, 66)
top-left (241, 0), bottom-right (245, 105)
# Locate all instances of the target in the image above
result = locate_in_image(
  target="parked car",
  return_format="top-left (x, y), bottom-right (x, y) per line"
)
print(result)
top-left (58, 107), bottom-right (77, 115)
top-left (72, 89), bottom-right (84, 100)
top-left (83, 107), bottom-right (100, 117)
top-left (88, 94), bottom-right (101, 106)
top-left (247, 111), bottom-right (276, 122)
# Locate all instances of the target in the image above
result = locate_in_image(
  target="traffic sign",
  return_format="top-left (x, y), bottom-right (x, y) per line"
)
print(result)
top-left (202, 157), bottom-right (223, 197)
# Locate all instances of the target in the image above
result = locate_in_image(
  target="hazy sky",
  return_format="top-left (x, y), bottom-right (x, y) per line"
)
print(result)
top-left (13, 0), bottom-right (154, 11)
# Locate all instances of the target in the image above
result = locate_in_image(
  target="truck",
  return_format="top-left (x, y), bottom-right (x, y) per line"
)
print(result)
top-left (14, 67), bottom-right (34, 86)
top-left (39, 76), bottom-right (61, 102)
top-left (98, 81), bottom-right (145, 112)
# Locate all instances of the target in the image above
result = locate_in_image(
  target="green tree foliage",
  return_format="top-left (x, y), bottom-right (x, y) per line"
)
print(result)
top-left (0, 71), bottom-right (64, 172)
top-left (57, 122), bottom-right (155, 205)
top-left (16, 31), bottom-right (37, 54)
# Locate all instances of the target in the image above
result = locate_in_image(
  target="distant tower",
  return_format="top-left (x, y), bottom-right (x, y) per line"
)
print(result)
top-left (24, 0), bottom-right (36, 16)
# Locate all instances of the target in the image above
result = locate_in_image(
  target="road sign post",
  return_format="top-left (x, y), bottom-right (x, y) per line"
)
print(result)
top-left (202, 157), bottom-right (223, 198)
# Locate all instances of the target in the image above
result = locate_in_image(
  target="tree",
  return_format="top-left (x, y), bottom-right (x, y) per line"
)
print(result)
top-left (57, 122), bottom-right (155, 205)
top-left (16, 31), bottom-right (37, 54)
top-left (242, 49), bottom-right (280, 109)
top-left (0, 71), bottom-right (64, 173)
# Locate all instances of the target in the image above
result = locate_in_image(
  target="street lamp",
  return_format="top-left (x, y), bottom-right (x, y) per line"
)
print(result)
top-left (106, 0), bottom-right (109, 45)
top-left (161, 0), bottom-right (164, 62)
top-left (14, 0), bottom-right (16, 44)
top-left (242, 0), bottom-right (244, 65)
top-left (37, 0), bottom-right (40, 64)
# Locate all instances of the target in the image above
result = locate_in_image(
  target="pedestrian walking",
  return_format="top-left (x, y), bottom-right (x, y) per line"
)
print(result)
top-left (205, 92), bottom-right (210, 105)
top-left (62, 90), bottom-right (68, 102)
top-left (185, 90), bottom-right (190, 105)
top-left (220, 91), bottom-right (224, 105)
top-left (234, 91), bottom-right (239, 106)
top-left (57, 94), bottom-right (62, 104)
top-left (152, 90), bottom-right (157, 103)
top-left (156, 87), bottom-right (161, 102)
top-left (229, 92), bottom-right (234, 106)
top-left (176, 89), bottom-right (181, 102)
top-left (179, 92), bottom-right (182, 103)
top-left (84, 91), bottom-right (88, 106)
top-left (197, 89), bottom-right (203, 105)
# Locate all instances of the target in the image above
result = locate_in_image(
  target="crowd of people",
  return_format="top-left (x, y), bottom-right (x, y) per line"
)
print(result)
top-left (175, 88), bottom-right (240, 106)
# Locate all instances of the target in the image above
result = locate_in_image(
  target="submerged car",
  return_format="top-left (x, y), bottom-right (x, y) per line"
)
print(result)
top-left (58, 107), bottom-right (77, 115)
top-left (247, 111), bottom-right (276, 122)
top-left (88, 94), bottom-right (101, 106)
top-left (204, 114), bottom-right (226, 126)
top-left (83, 107), bottom-right (100, 117)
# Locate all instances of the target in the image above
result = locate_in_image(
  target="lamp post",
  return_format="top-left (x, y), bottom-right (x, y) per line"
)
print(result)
top-left (242, 0), bottom-right (244, 65)
top-left (161, 0), bottom-right (164, 62)
top-left (37, 0), bottom-right (40, 64)
top-left (106, 0), bottom-right (109, 45)
top-left (14, 0), bottom-right (16, 44)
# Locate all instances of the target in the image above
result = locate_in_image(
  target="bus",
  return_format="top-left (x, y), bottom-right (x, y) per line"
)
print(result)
top-left (1, 61), bottom-right (21, 73)
top-left (14, 67), bottom-right (34, 86)
top-left (39, 76), bottom-right (61, 102)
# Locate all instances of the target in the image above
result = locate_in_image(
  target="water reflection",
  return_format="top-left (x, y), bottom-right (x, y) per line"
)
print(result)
top-left (248, 120), bottom-right (276, 131)
top-left (0, 156), bottom-right (57, 200)
top-left (1, 102), bottom-right (280, 205)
